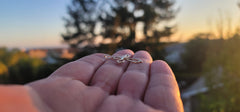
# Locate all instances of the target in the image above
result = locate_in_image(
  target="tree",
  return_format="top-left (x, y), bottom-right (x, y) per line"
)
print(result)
top-left (62, 0), bottom-right (178, 49)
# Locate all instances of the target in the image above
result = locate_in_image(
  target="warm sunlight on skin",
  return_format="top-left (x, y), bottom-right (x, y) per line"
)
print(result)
top-left (26, 50), bottom-right (184, 112)
top-left (0, 0), bottom-right (239, 48)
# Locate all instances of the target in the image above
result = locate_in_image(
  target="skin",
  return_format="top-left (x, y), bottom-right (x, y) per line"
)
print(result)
top-left (25, 49), bottom-right (184, 112)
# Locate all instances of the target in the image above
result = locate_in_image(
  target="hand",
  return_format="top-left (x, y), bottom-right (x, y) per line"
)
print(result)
top-left (26, 50), bottom-right (183, 112)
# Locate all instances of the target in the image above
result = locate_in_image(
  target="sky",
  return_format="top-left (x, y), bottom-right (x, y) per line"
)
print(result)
top-left (175, 0), bottom-right (240, 41)
top-left (0, 0), bottom-right (239, 48)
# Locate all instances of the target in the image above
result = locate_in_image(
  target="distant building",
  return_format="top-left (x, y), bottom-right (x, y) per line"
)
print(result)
top-left (26, 48), bottom-right (75, 64)
top-left (181, 77), bottom-right (207, 112)
top-left (164, 43), bottom-right (185, 67)
top-left (27, 49), bottom-right (48, 59)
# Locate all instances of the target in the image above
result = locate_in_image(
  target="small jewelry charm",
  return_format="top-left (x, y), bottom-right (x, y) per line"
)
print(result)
top-left (104, 54), bottom-right (143, 64)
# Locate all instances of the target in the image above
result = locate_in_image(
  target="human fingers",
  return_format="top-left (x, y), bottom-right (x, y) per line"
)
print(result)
top-left (144, 60), bottom-right (183, 112)
top-left (90, 49), bottom-right (134, 93)
top-left (49, 53), bottom-right (106, 84)
top-left (117, 51), bottom-right (152, 99)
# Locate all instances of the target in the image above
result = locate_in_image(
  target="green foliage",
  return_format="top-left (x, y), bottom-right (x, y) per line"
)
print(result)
top-left (0, 48), bottom-right (61, 84)
top-left (178, 33), bottom-right (240, 111)
top-left (8, 57), bottom-right (44, 84)
top-left (199, 34), bottom-right (240, 111)
top-left (175, 32), bottom-right (240, 111)
top-left (0, 61), bottom-right (8, 75)
top-left (0, 61), bottom-right (8, 83)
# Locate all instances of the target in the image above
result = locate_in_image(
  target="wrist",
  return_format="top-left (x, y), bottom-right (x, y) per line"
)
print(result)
top-left (24, 85), bottom-right (53, 112)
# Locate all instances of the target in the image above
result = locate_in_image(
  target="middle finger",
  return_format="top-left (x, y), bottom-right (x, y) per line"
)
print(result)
top-left (90, 49), bottom-right (134, 94)
top-left (117, 51), bottom-right (153, 99)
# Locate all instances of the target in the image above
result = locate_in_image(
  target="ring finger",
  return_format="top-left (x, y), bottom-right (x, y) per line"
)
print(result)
top-left (90, 49), bottom-right (134, 94)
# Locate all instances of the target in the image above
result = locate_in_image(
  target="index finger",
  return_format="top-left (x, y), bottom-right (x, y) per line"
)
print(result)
top-left (144, 60), bottom-right (184, 112)
top-left (49, 53), bottom-right (106, 84)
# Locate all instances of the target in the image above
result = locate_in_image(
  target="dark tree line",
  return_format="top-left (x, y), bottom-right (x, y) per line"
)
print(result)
top-left (62, 0), bottom-right (178, 54)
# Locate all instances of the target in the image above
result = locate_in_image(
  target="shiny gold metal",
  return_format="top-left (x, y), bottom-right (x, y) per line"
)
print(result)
top-left (104, 54), bottom-right (143, 64)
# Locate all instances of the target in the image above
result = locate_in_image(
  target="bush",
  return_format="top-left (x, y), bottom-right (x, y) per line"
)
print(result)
top-left (200, 34), bottom-right (240, 111)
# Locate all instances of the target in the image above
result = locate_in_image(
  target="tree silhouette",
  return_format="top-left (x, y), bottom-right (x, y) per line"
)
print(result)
top-left (62, 0), bottom-right (178, 49)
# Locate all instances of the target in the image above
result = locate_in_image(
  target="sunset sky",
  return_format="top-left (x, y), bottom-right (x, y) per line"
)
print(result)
top-left (0, 0), bottom-right (239, 48)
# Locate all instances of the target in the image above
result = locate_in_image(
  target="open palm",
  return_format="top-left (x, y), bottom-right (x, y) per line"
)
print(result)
top-left (27, 50), bottom-right (183, 112)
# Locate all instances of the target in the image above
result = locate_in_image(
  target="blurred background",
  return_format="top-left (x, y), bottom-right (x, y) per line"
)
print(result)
top-left (0, 0), bottom-right (240, 111)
